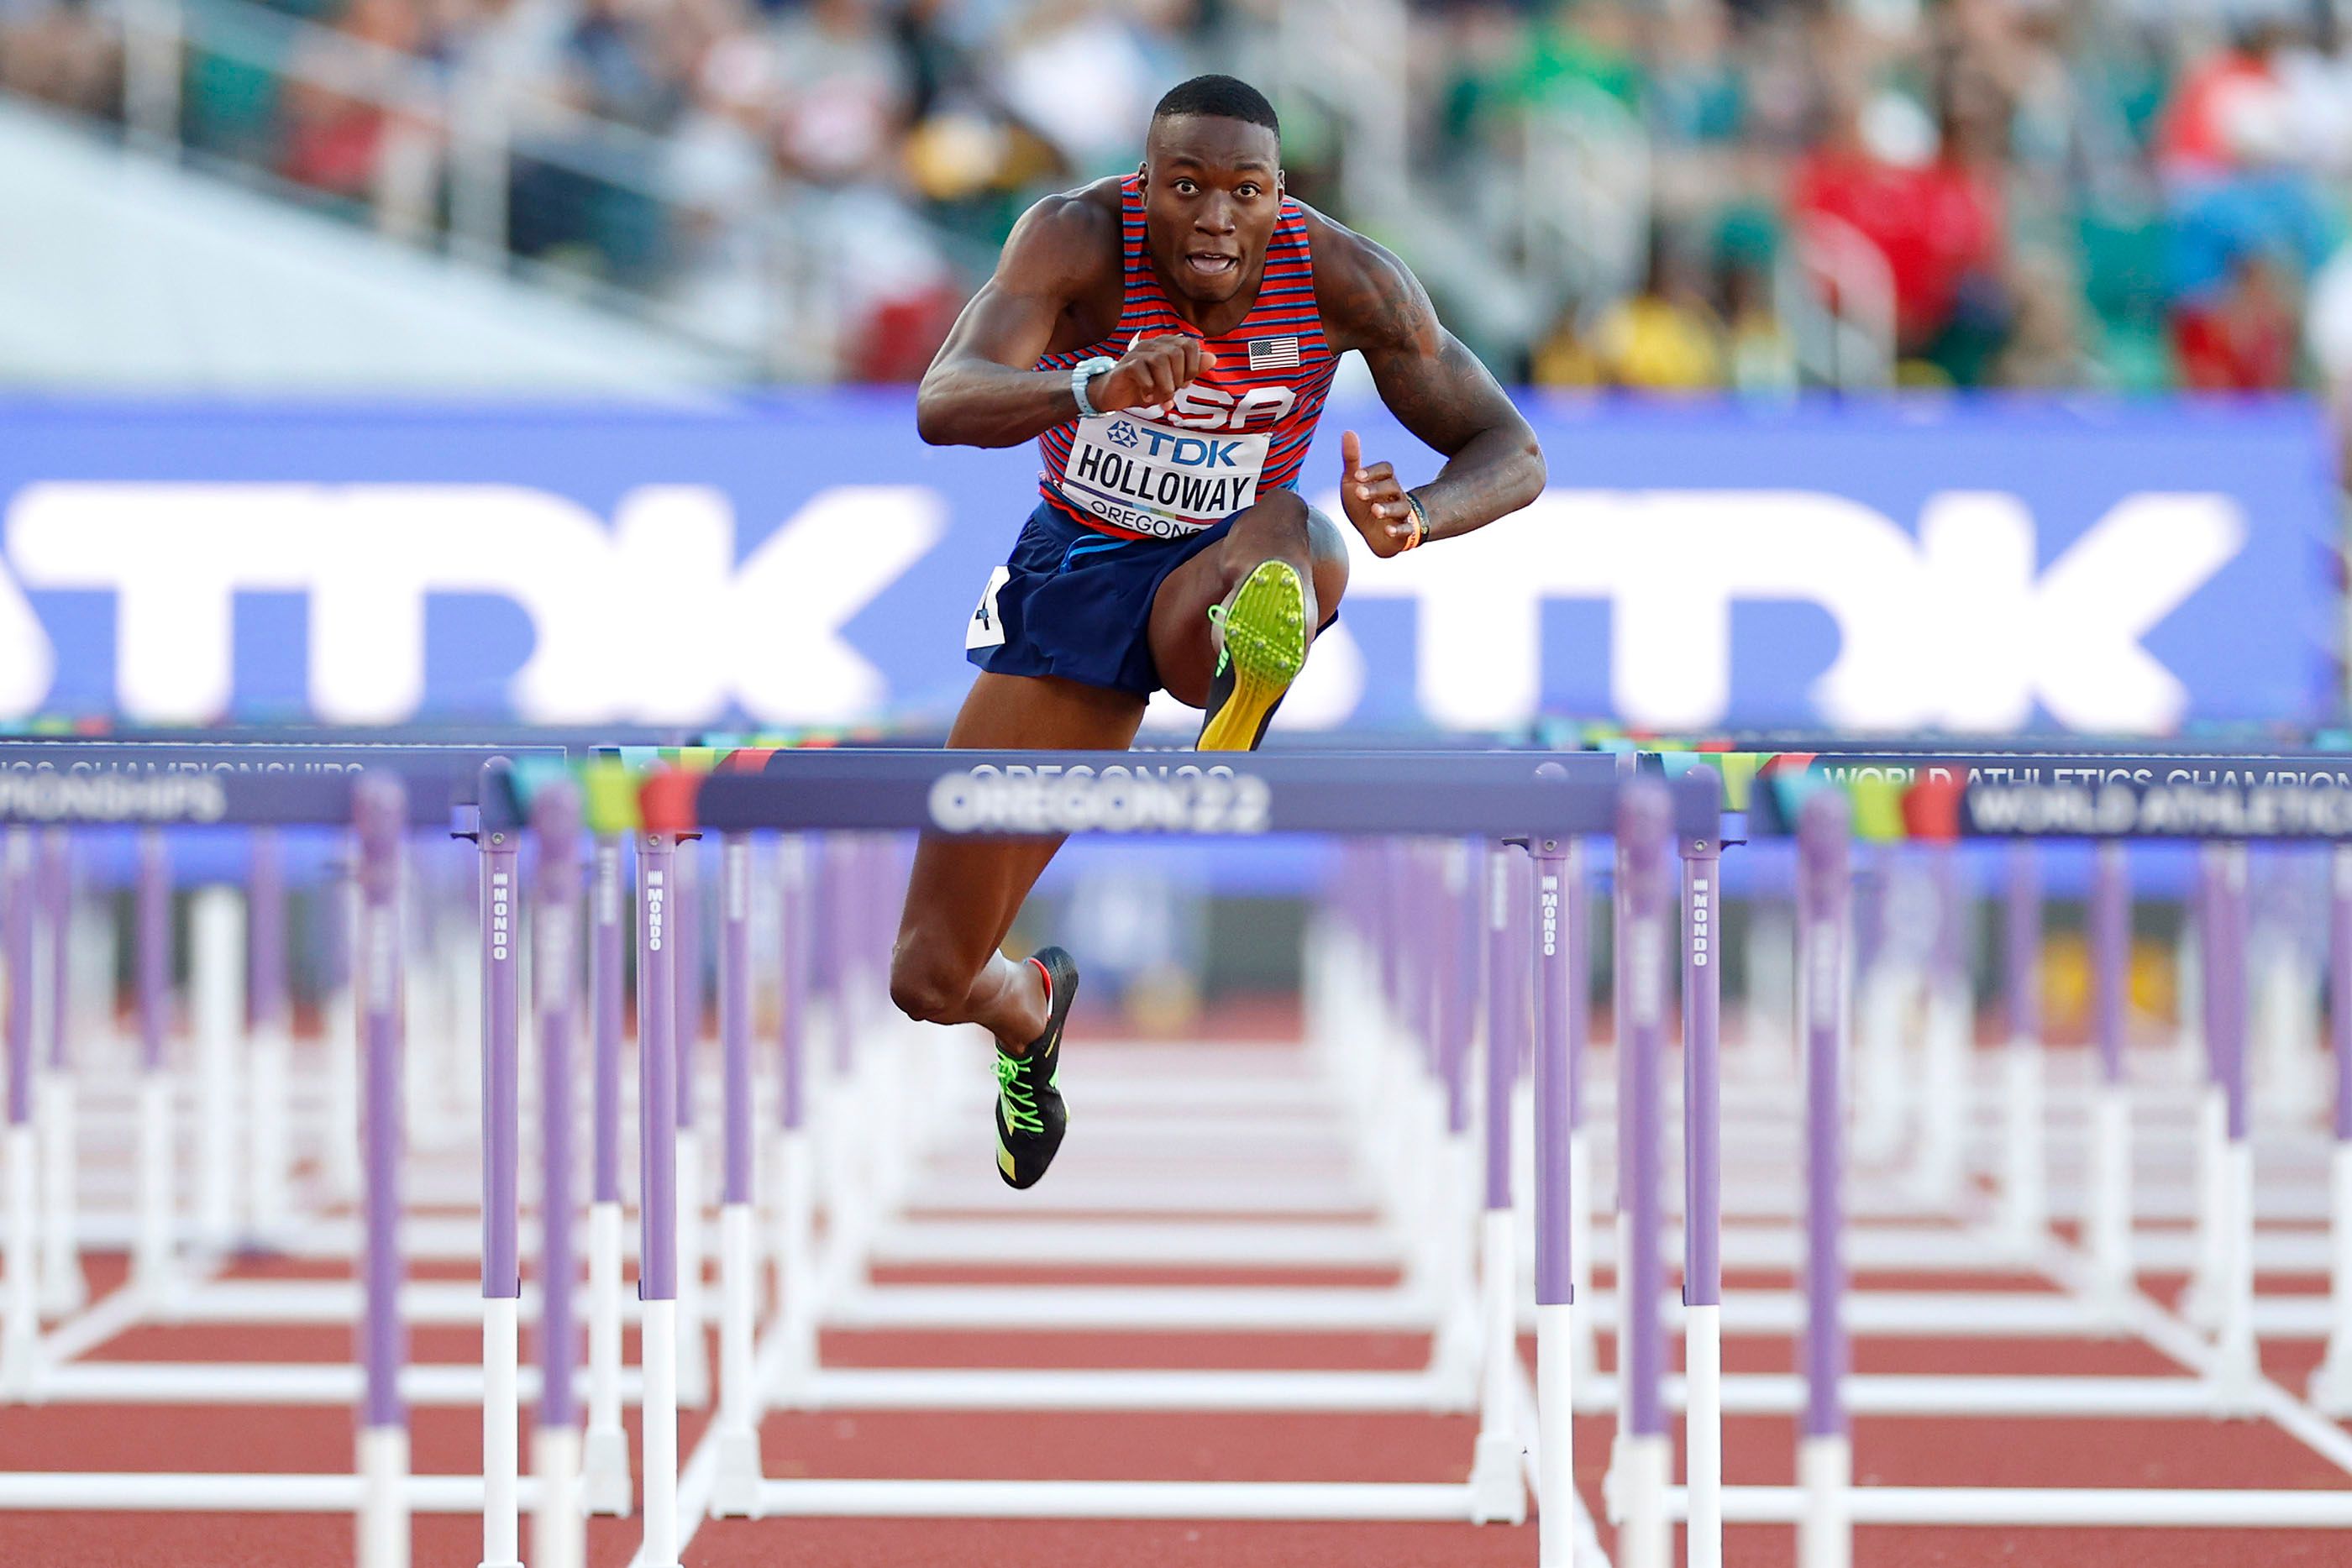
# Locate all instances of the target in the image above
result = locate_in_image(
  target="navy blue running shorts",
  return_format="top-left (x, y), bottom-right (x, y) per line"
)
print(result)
top-left (963, 501), bottom-right (1235, 698)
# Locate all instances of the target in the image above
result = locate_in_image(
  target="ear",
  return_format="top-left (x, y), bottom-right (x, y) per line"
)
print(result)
top-left (1276, 167), bottom-right (1287, 195)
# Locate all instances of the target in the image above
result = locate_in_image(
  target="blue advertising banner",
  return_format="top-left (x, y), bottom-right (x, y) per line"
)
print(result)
top-left (0, 394), bottom-right (2334, 737)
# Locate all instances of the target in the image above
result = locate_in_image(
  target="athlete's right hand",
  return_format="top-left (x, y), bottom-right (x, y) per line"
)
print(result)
top-left (1089, 335), bottom-right (1217, 414)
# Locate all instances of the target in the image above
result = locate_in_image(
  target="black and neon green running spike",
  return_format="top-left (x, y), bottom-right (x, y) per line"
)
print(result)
top-left (995, 947), bottom-right (1078, 1190)
top-left (1197, 559), bottom-right (1307, 752)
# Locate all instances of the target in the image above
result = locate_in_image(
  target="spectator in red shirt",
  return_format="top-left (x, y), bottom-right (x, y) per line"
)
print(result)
top-left (1789, 85), bottom-right (2008, 377)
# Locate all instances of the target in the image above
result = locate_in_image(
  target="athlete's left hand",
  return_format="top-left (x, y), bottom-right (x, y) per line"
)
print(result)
top-left (1340, 430), bottom-right (1418, 559)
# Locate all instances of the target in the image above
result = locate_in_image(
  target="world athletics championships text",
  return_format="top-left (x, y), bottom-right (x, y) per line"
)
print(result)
top-left (1966, 780), bottom-right (2352, 837)
top-left (0, 773), bottom-right (229, 823)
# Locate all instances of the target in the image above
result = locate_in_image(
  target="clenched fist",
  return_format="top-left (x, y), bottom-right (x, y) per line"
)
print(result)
top-left (1089, 334), bottom-right (1218, 414)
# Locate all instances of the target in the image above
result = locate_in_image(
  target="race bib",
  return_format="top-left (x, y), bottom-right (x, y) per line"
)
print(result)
top-left (1058, 413), bottom-right (1268, 538)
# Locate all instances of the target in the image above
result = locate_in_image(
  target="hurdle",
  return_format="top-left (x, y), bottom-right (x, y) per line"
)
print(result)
top-left (1623, 747), bottom-right (2352, 1568)
top-left (593, 746), bottom-right (1715, 1565)
top-left (582, 826), bottom-right (634, 1513)
top-left (34, 829), bottom-right (86, 1319)
top-left (745, 824), bottom-right (1479, 1350)
top-left (0, 740), bottom-right (572, 1568)
top-left (532, 781), bottom-right (588, 1568)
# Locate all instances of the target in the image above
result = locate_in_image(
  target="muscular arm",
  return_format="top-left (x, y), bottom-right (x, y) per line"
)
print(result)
top-left (1318, 223), bottom-right (1546, 543)
top-left (914, 192), bottom-right (1114, 449)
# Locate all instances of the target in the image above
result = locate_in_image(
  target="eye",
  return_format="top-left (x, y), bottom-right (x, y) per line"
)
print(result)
top-left (1236, 184), bottom-right (1260, 199)
top-left (1173, 179), bottom-right (1199, 196)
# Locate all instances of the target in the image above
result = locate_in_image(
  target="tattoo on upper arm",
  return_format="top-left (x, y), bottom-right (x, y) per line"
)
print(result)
top-left (1373, 325), bottom-right (1518, 459)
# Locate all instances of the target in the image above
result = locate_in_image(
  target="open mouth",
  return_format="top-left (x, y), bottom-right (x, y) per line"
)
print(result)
top-left (1184, 252), bottom-right (1239, 280)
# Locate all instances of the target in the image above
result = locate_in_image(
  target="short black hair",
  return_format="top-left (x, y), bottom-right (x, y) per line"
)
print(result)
top-left (1151, 75), bottom-right (1279, 141)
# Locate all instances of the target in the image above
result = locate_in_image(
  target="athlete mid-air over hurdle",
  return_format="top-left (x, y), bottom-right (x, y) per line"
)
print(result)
top-left (892, 73), bottom-right (1546, 1188)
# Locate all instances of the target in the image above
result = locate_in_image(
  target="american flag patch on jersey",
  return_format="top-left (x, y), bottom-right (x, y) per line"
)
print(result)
top-left (1247, 336), bottom-right (1301, 371)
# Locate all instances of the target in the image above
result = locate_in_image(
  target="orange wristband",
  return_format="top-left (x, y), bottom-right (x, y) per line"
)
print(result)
top-left (1399, 492), bottom-right (1429, 551)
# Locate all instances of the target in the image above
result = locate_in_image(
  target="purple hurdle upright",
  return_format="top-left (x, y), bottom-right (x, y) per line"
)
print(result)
top-left (1916, 842), bottom-right (1969, 1204)
top-left (1431, 842), bottom-right (1483, 1403)
top-left (1797, 789), bottom-right (1852, 1568)
top-left (635, 827), bottom-right (684, 1568)
top-left (2207, 843), bottom-right (2259, 1406)
top-left (475, 764), bottom-right (525, 1568)
top-left (1530, 814), bottom-right (1581, 1568)
top-left (133, 831), bottom-right (174, 1293)
top-left (580, 833), bottom-right (633, 1516)
top-left (710, 829), bottom-right (767, 1513)
top-left (246, 828), bottom-right (293, 1244)
top-left (1998, 843), bottom-right (2047, 1248)
top-left (1469, 842), bottom-right (1528, 1524)
top-left (1, 831), bottom-right (37, 1388)
top-left (1564, 830), bottom-right (1597, 1401)
top-left (532, 783), bottom-right (587, 1568)
top-left (1677, 768), bottom-right (1726, 1568)
top-left (35, 830), bottom-right (85, 1318)
top-left (354, 775), bottom-right (410, 1568)
top-left (2086, 842), bottom-right (2137, 1317)
top-left (1614, 778), bottom-right (1673, 1568)
top-left (2182, 847), bottom-right (2233, 1329)
top-left (1608, 761), bottom-right (1635, 1500)
top-left (671, 838), bottom-right (712, 1413)
top-left (771, 835), bottom-right (821, 1401)
top-left (2313, 845), bottom-right (2352, 1410)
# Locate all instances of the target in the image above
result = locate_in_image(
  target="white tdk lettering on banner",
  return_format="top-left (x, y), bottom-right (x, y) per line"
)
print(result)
top-left (1338, 487), bottom-right (2248, 735)
top-left (0, 480), bottom-right (2251, 735)
top-left (1, 482), bottom-right (944, 726)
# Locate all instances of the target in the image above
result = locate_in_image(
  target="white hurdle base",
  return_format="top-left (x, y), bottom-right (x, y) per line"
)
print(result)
top-left (1798, 1434), bottom-right (1851, 1568)
top-left (246, 1025), bottom-right (292, 1240)
top-left (133, 1075), bottom-right (174, 1294)
top-left (1685, 1302), bottom-right (1723, 1568)
top-left (2208, 1141), bottom-right (2260, 1415)
top-left (3, 1122), bottom-right (39, 1395)
top-left (753, 1478), bottom-right (1488, 1521)
top-left (581, 1200), bottom-right (631, 1517)
top-left (533, 1426), bottom-right (585, 1568)
top-left (1617, 1433), bottom-right (1672, 1568)
top-left (359, 1425), bottom-right (409, 1568)
top-left (2306, 1144), bottom-right (2352, 1413)
top-left (1535, 1303), bottom-right (1574, 1568)
top-left (2181, 1086), bottom-right (2229, 1329)
top-left (0, 1458), bottom-right (538, 1514)
top-left (38, 1076), bottom-right (86, 1318)
top-left (1996, 1041), bottom-right (2045, 1251)
top-left (1710, 1482), bottom-right (2352, 1529)
top-left (2085, 1084), bottom-right (2134, 1324)
top-left (1565, 1130), bottom-right (1598, 1408)
top-left (479, 1298), bottom-right (522, 1568)
top-left (675, 1130), bottom-right (711, 1411)
top-left (708, 1203), bottom-right (764, 1518)
top-left (1468, 1210), bottom-right (1524, 1525)
top-left (639, 1298), bottom-right (682, 1568)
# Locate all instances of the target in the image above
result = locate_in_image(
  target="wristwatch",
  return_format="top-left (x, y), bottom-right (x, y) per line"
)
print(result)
top-left (1071, 356), bottom-right (1116, 419)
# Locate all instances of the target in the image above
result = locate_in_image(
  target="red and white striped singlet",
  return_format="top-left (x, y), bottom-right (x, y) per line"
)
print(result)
top-left (1035, 175), bottom-right (1336, 541)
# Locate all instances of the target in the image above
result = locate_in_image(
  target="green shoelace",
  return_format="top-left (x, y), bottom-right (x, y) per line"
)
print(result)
top-left (996, 1051), bottom-right (1045, 1135)
top-left (1205, 600), bottom-right (1231, 676)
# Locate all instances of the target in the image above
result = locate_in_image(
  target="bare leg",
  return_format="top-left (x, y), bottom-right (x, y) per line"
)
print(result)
top-left (890, 671), bottom-right (1145, 1051)
top-left (1148, 493), bottom-right (1351, 710)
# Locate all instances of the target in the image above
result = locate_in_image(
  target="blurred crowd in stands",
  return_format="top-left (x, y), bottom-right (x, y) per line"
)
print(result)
top-left (3, 0), bottom-right (2351, 404)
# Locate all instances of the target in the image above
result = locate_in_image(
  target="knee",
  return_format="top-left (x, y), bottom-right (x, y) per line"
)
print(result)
top-left (1242, 488), bottom-right (1310, 539)
top-left (1305, 506), bottom-right (1351, 615)
top-left (1221, 490), bottom-right (1314, 595)
top-left (889, 938), bottom-right (975, 1025)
